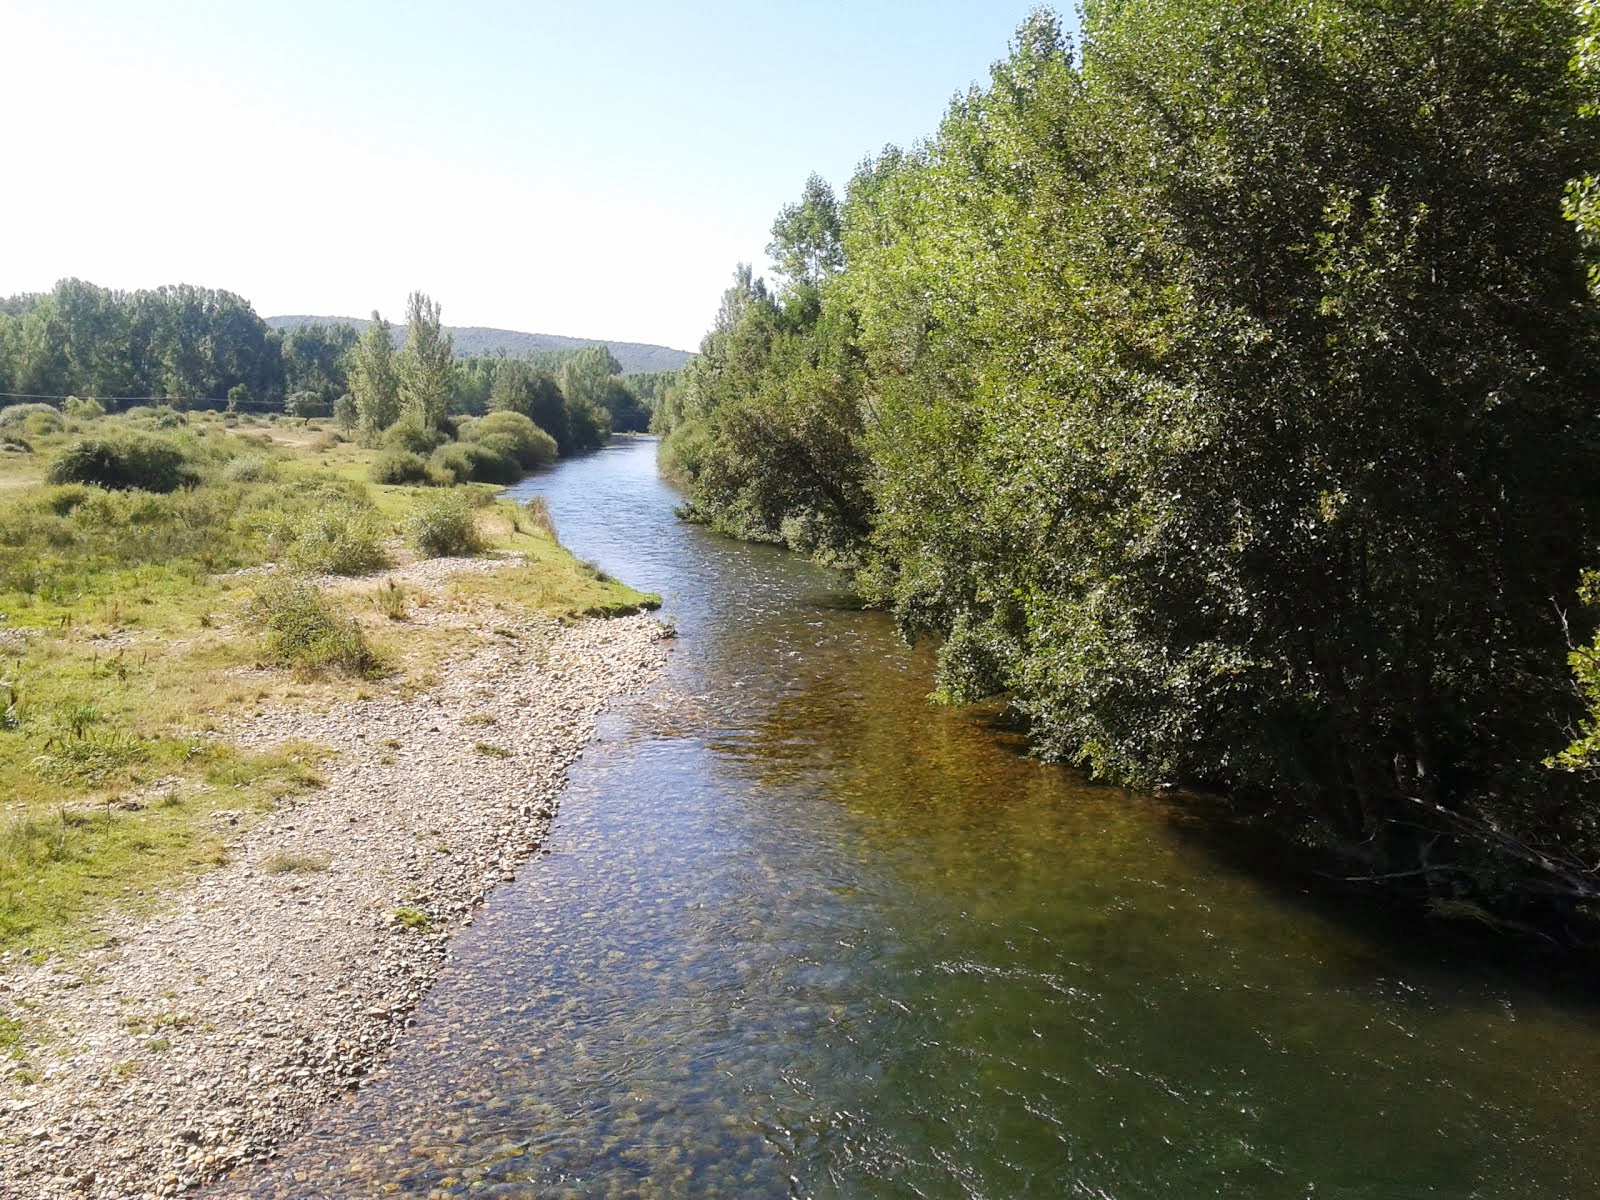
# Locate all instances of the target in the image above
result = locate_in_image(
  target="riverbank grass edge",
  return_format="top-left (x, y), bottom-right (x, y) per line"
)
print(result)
top-left (0, 408), bottom-right (658, 961)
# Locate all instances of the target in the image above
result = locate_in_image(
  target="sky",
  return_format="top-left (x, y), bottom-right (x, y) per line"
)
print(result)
top-left (0, 0), bottom-right (1066, 352)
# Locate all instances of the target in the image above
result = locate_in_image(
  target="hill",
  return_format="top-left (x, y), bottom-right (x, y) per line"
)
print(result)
top-left (265, 315), bottom-right (692, 375)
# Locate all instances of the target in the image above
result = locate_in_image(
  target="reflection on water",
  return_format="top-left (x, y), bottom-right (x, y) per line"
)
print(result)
top-left (222, 438), bottom-right (1600, 1199)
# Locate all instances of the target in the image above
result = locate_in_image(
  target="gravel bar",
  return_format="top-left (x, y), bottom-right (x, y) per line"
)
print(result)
top-left (0, 559), bottom-right (669, 1199)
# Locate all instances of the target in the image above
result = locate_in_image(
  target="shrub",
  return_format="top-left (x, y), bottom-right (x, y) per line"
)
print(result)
top-left (464, 411), bottom-right (557, 470)
top-left (428, 442), bottom-right (520, 485)
top-left (0, 403), bottom-right (61, 428)
top-left (63, 395), bottom-right (106, 420)
top-left (221, 453), bottom-right (277, 483)
top-left (45, 435), bottom-right (197, 493)
top-left (120, 406), bottom-right (187, 430)
top-left (22, 410), bottom-right (65, 437)
top-left (284, 502), bottom-right (390, 576)
top-left (381, 420), bottom-right (445, 455)
top-left (373, 578), bottom-right (409, 621)
top-left (368, 449), bottom-right (431, 485)
top-left (247, 580), bottom-right (383, 676)
top-left (41, 484), bottom-right (92, 516)
top-left (406, 491), bottom-right (484, 558)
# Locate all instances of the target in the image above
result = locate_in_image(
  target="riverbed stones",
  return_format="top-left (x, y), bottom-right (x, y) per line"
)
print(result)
top-left (0, 556), bottom-right (668, 1200)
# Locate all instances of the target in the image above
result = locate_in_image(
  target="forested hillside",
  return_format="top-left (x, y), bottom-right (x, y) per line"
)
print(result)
top-left (655, 0), bottom-right (1600, 940)
top-left (266, 316), bottom-right (691, 374)
top-left (0, 282), bottom-right (666, 434)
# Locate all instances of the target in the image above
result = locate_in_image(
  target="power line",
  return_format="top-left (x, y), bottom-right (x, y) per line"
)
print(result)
top-left (0, 390), bottom-right (228, 404)
top-left (0, 390), bottom-right (286, 411)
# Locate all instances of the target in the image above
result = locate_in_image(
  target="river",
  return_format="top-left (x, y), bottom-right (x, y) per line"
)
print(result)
top-left (225, 436), bottom-right (1600, 1198)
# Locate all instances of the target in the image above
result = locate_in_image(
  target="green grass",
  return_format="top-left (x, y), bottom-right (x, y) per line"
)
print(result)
top-left (0, 1014), bottom-right (23, 1058)
top-left (0, 744), bottom-right (324, 952)
top-left (447, 499), bottom-right (662, 618)
top-left (393, 905), bottom-right (431, 931)
top-left (0, 408), bottom-right (657, 960)
top-left (248, 579), bottom-right (386, 677)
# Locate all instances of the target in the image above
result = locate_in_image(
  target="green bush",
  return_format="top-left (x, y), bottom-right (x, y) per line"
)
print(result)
top-left (464, 411), bottom-right (558, 470)
top-left (406, 491), bottom-right (484, 558)
top-left (120, 406), bottom-right (187, 430)
top-left (247, 580), bottom-right (383, 676)
top-left (45, 435), bottom-right (197, 493)
top-left (22, 411), bottom-right (64, 437)
top-left (282, 502), bottom-right (390, 576)
top-left (0, 403), bottom-right (61, 431)
top-left (41, 484), bottom-right (92, 516)
top-left (428, 442), bottom-right (520, 485)
top-left (381, 420), bottom-right (445, 454)
top-left (368, 449), bottom-right (431, 485)
top-left (221, 453), bottom-right (277, 482)
top-left (63, 395), bottom-right (106, 420)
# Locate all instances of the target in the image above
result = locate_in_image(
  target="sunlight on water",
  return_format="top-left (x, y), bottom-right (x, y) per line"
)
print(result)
top-left (218, 438), bottom-right (1600, 1199)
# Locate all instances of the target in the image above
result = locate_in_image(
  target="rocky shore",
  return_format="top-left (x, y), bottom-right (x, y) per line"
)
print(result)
top-left (0, 558), bottom-right (669, 1199)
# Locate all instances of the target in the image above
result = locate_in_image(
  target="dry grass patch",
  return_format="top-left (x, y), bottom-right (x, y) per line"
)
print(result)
top-left (262, 852), bottom-right (330, 875)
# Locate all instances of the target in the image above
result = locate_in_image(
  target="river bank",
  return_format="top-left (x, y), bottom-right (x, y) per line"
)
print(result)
top-left (0, 552), bottom-right (668, 1199)
top-left (208, 435), bottom-right (1600, 1200)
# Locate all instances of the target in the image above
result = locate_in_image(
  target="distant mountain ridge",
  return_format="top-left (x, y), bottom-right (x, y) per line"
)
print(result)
top-left (265, 315), bottom-right (692, 375)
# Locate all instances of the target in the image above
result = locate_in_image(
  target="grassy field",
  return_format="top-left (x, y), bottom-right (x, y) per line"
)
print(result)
top-left (0, 404), bottom-right (657, 960)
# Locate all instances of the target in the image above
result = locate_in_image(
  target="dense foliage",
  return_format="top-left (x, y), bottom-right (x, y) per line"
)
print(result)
top-left (659, 1), bottom-right (1600, 934)
top-left (0, 282), bottom-right (280, 407)
top-left (267, 317), bottom-right (691, 374)
top-left (0, 281), bottom-right (653, 448)
top-left (45, 434), bottom-right (198, 493)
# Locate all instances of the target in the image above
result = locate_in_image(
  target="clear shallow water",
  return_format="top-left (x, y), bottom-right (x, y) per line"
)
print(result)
top-left (225, 438), bottom-right (1600, 1199)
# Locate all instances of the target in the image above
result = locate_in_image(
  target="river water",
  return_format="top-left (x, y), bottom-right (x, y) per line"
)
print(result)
top-left (229, 437), bottom-right (1600, 1198)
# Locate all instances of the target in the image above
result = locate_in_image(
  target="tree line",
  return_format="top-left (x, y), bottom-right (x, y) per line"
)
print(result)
top-left (0, 280), bottom-right (663, 437)
top-left (655, 0), bottom-right (1600, 940)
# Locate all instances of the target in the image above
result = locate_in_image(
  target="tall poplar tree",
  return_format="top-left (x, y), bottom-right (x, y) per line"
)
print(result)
top-left (348, 311), bottom-right (400, 433)
top-left (398, 291), bottom-right (454, 432)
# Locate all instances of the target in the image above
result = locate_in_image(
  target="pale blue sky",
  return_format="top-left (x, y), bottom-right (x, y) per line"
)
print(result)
top-left (1, 1), bottom-right (1070, 351)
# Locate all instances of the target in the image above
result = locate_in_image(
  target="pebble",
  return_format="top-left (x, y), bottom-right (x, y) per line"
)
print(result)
top-left (0, 555), bottom-right (669, 1200)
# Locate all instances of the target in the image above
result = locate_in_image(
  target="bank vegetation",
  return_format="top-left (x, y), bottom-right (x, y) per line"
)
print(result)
top-left (0, 399), bottom-right (656, 959)
top-left (655, 0), bottom-right (1600, 945)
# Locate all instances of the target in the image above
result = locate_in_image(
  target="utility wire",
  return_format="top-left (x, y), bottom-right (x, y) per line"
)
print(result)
top-left (0, 390), bottom-right (284, 411)
top-left (0, 390), bottom-right (229, 404)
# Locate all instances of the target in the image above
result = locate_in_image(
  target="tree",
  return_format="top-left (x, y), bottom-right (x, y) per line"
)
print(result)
top-left (398, 291), bottom-right (454, 433)
top-left (281, 321), bottom-right (358, 409)
top-left (767, 174), bottom-right (844, 290)
top-left (349, 311), bottom-right (400, 433)
top-left (601, 377), bottom-right (650, 432)
top-left (333, 391), bottom-right (358, 434)
top-left (489, 359), bottom-right (573, 453)
top-left (556, 345), bottom-right (617, 452)
top-left (1568, 0), bottom-right (1600, 294)
top-left (667, 1), bottom-right (1600, 929)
